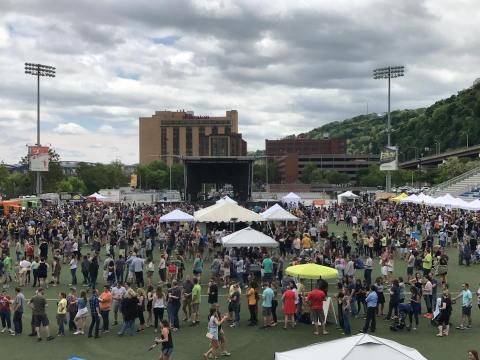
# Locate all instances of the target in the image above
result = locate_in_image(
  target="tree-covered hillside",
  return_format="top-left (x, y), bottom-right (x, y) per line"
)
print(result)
top-left (307, 82), bottom-right (480, 160)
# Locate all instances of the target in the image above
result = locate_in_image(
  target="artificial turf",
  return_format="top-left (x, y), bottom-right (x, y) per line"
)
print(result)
top-left (1, 223), bottom-right (479, 360)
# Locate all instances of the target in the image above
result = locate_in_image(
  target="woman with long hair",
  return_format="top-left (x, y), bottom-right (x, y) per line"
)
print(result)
top-left (436, 289), bottom-right (452, 336)
top-left (137, 288), bottom-right (146, 332)
top-left (468, 350), bottom-right (479, 360)
top-left (146, 285), bottom-right (154, 327)
top-left (204, 307), bottom-right (228, 359)
top-left (153, 286), bottom-right (165, 333)
top-left (157, 319), bottom-right (173, 360)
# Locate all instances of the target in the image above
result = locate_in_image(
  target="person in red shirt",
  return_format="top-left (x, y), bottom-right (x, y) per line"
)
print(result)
top-left (307, 285), bottom-right (328, 335)
top-left (25, 242), bottom-right (34, 261)
top-left (0, 290), bottom-right (14, 334)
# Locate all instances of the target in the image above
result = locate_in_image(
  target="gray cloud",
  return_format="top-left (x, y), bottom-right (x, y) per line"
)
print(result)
top-left (0, 0), bottom-right (479, 163)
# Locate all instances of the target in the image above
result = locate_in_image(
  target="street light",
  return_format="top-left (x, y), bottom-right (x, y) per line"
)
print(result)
top-left (25, 62), bottom-right (56, 195)
top-left (256, 155), bottom-right (276, 193)
top-left (433, 139), bottom-right (440, 155)
top-left (373, 65), bottom-right (405, 192)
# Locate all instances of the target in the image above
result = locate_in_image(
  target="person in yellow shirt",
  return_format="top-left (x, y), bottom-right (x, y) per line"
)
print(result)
top-left (247, 282), bottom-right (257, 326)
top-left (99, 284), bottom-right (113, 333)
top-left (302, 234), bottom-right (312, 250)
top-left (56, 292), bottom-right (67, 336)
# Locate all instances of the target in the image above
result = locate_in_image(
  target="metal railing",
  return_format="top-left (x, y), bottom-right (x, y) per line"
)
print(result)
top-left (429, 165), bottom-right (480, 194)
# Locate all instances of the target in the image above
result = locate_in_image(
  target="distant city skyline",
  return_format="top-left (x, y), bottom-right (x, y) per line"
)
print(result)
top-left (1, 0), bottom-right (479, 163)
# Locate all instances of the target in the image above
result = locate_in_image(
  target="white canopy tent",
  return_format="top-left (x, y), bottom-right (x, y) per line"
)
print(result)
top-left (274, 334), bottom-right (427, 360)
top-left (261, 203), bottom-right (283, 217)
top-left (400, 194), bottom-right (419, 204)
top-left (282, 192), bottom-right (301, 205)
top-left (261, 205), bottom-right (298, 221)
top-left (337, 191), bottom-right (359, 204)
top-left (87, 192), bottom-right (107, 201)
top-left (415, 193), bottom-right (435, 204)
top-left (221, 227), bottom-right (279, 248)
top-left (159, 209), bottom-right (195, 223)
top-left (449, 197), bottom-right (471, 210)
top-left (194, 202), bottom-right (264, 223)
top-left (216, 196), bottom-right (238, 205)
top-left (465, 199), bottom-right (480, 211)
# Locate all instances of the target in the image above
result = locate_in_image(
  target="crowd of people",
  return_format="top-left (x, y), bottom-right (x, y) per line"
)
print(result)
top-left (0, 198), bottom-right (479, 359)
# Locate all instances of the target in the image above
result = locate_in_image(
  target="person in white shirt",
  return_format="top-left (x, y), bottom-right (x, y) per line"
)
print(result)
top-left (18, 258), bottom-right (32, 287)
top-left (111, 282), bottom-right (127, 326)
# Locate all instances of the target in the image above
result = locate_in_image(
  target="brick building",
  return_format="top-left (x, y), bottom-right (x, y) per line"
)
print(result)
top-left (139, 110), bottom-right (247, 165)
top-left (265, 137), bottom-right (378, 183)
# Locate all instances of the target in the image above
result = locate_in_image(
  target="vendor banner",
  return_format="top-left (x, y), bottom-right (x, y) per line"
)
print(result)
top-left (379, 146), bottom-right (398, 171)
top-left (29, 146), bottom-right (49, 172)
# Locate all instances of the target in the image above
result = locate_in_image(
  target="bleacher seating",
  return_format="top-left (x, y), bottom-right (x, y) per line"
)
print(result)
top-left (460, 186), bottom-right (480, 199)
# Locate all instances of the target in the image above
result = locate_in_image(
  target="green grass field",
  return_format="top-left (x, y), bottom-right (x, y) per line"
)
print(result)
top-left (1, 223), bottom-right (479, 360)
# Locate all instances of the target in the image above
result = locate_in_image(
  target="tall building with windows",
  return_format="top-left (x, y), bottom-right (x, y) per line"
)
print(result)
top-left (139, 110), bottom-right (247, 165)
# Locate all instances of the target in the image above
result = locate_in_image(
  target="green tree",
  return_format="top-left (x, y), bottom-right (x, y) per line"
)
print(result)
top-left (434, 158), bottom-right (479, 184)
top-left (77, 162), bottom-right (129, 194)
top-left (0, 172), bottom-right (32, 198)
top-left (170, 163), bottom-right (185, 190)
top-left (299, 162), bottom-right (317, 183)
top-left (358, 165), bottom-right (384, 187)
top-left (19, 148), bottom-right (64, 193)
top-left (324, 170), bottom-right (350, 184)
top-left (136, 160), bottom-right (170, 190)
top-left (252, 161), bottom-right (281, 184)
top-left (57, 176), bottom-right (87, 194)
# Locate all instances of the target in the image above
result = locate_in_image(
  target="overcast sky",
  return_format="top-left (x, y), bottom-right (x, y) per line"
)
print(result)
top-left (1, 0), bottom-right (479, 164)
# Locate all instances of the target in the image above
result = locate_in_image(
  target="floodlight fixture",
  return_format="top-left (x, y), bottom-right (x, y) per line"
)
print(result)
top-left (372, 65), bottom-right (406, 192)
top-left (24, 62), bottom-right (56, 195)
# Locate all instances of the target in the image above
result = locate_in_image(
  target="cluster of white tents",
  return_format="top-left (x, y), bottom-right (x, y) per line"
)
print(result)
top-left (400, 192), bottom-right (480, 211)
top-left (157, 196), bottom-right (300, 224)
top-left (156, 196), bottom-right (300, 249)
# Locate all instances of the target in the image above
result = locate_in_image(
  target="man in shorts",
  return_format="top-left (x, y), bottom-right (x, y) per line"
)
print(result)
top-left (454, 283), bottom-right (473, 330)
top-left (29, 288), bottom-right (54, 341)
top-left (261, 283), bottom-right (274, 329)
top-left (307, 284), bottom-right (327, 335)
top-left (191, 277), bottom-right (201, 326)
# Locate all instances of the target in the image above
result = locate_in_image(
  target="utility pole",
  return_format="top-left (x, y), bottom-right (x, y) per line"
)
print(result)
top-left (25, 63), bottom-right (56, 195)
top-left (373, 65), bottom-right (405, 193)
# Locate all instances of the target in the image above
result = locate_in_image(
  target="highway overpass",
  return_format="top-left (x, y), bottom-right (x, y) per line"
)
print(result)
top-left (399, 144), bottom-right (480, 169)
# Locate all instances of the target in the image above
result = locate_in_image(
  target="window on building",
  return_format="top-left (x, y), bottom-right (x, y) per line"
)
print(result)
top-left (210, 136), bottom-right (229, 156)
top-left (161, 128), bottom-right (167, 155)
top-left (186, 127), bottom-right (192, 156)
top-left (211, 126), bottom-right (218, 135)
top-left (173, 127), bottom-right (179, 155)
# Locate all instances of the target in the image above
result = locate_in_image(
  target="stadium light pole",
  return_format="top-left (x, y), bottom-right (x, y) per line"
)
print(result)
top-left (25, 63), bottom-right (56, 195)
top-left (373, 65), bottom-right (405, 192)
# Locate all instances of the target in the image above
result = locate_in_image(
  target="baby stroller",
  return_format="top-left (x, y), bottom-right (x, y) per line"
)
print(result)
top-left (390, 303), bottom-right (411, 332)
